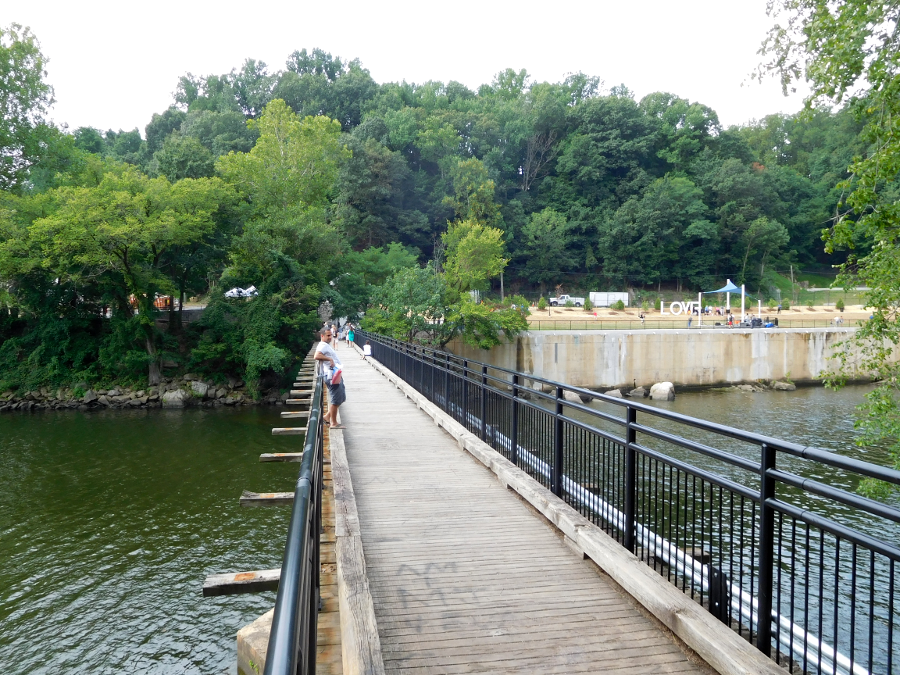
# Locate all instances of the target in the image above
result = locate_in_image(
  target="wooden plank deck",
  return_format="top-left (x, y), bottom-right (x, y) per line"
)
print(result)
top-left (337, 348), bottom-right (715, 675)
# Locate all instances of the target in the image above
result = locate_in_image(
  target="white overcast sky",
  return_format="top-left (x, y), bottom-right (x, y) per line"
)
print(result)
top-left (12, 0), bottom-right (807, 134)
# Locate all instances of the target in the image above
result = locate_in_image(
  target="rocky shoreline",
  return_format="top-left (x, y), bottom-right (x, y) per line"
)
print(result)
top-left (0, 374), bottom-right (291, 413)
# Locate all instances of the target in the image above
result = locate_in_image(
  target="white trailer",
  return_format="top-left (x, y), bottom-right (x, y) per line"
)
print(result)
top-left (589, 292), bottom-right (629, 307)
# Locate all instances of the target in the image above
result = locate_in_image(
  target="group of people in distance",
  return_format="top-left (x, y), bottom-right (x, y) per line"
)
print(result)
top-left (313, 321), bottom-right (372, 431)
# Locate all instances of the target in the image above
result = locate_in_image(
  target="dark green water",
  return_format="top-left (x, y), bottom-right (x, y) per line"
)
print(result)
top-left (0, 407), bottom-right (303, 675)
top-left (0, 386), bottom-right (893, 674)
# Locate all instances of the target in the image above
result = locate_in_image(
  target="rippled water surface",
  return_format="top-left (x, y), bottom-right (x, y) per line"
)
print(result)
top-left (0, 386), bottom-right (892, 674)
top-left (0, 407), bottom-right (302, 674)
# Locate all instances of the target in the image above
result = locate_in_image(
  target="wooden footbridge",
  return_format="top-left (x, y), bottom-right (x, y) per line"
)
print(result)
top-left (206, 336), bottom-right (900, 675)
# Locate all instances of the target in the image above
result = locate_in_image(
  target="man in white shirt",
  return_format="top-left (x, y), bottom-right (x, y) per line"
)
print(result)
top-left (314, 327), bottom-right (346, 428)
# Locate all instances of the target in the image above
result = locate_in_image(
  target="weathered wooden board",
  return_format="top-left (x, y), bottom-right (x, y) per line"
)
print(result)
top-left (259, 452), bottom-right (304, 462)
top-left (239, 490), bottom-right (294, 506)
top-left (285, 399), bottom-right (311, 406)
top-left (289, 390), bottom-right (313, 396)
top-left (280, 411), bottom-right (310, 419)
top-left (203, 568), bottom-right (280, 596)
top-left (271, 427), bottom-right (307, 435)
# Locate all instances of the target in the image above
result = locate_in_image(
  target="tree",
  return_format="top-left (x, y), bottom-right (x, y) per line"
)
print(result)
top-left (761, 1), bottom-right (900, 481)
top-left (443, 158), bottom-right (501, 226)
top-left (441, 219), bottom-right (507, 296)
top-left (217, 99), bottom-right (348, 217)
top-left (520, 208), bottom-right (575, 293)
top-left (0, 24), bottom-right (55, 190)
top-left (26, 168), bottom-right (232, 384)
top-left (153, 134), bottom-right (215, 181)
top-left (208, 99), bottom-right (350, 391)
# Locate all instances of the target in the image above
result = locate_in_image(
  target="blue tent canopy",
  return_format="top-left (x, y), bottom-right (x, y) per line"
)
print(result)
top-left (704, 281), bottom-right (741, 294)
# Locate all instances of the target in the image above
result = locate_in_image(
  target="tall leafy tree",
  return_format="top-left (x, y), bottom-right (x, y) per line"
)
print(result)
top-left (761, 1), bottom-right (900, 480)
top-left (22, 168), bottom-right (232, 384)
top-left (0, 24), bottom-right (55, 190)
top-left (520, 208), bottom-right (575, 293)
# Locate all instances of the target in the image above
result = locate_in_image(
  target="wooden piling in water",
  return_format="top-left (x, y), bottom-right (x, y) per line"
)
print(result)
top-left (259, 452), bottom-right (304, 462)
top-left (271, 427), bottom-right (307, 435)
top-left (239, 490), bottom-right (294, 506)
top-left (203, 568), bottom-right (281, 596)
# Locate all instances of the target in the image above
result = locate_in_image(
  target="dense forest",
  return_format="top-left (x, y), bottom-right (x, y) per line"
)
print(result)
top-left (0, 26), bottom-right (868, 393)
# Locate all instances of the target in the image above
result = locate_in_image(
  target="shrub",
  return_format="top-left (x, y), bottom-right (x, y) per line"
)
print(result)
top-left (583, 298), bottom-right (593, 311)
top-left (537, 296), bottom-right (547, 310)
top-left (564, 299), bottom-right (575, 308)
top-left (836, 298), bottom-right (845, 311)
top-left (611, 299), bottom-right (625, 311)
top-left (781, 299), bottom-right (790, 310)
top-left (641, 300), bottom-right (650, 311)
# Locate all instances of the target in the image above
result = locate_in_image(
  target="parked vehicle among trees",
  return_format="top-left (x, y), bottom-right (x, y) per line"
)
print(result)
top-left (549, 294), bottom-right (584, 307)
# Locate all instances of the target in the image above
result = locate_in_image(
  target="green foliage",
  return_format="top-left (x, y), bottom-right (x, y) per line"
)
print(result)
top-left (611, 299), bottom-right (625, 310)
top-left (537, 296), bottom-right (547, 310)
top-left (781, 299), bottom-right (790, 310)
top-left (763, 0), bottom-right (900, 479)
top-left (0, 23), bottom-right (55, 190)
top-left (836, 298), bottom-right (845, 312)
top-left (564, 300), bottom-right (574, 308)
top-left (441, 219), bottom-right (508, 297)
top-left (583, 298), bottom-right (593, 311)
top-left (520, 208), bottom-right (574, 291)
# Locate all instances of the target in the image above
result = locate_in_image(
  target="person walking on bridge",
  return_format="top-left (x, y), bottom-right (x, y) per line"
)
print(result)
top-left (315, 327), bottom-right (346, 429)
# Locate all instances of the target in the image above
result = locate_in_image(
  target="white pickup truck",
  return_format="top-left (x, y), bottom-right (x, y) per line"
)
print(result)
top-left (549, 294), bottom-right (585, 307)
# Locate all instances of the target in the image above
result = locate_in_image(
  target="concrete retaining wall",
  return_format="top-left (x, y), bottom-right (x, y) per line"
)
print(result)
top-left (448, 328), bottom-right (871, 389)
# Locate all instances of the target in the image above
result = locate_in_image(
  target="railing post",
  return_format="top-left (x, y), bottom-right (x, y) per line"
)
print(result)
top-left (756, 442), bottom-right (776, 656)
top-left (430, 349), bottom-right (435, 402)
top-left (444, 353), bottom-right (450, 411)
top-left (511, 374), bottom-right (519, 466)
top-left (480, 365), bottom-right (487, 441)
top-left (462, 359), bottom-right (469, 430)
top-left (553, 386), bottom-right (564, 496)
top-left (624, 406), bottom-right (637, 553)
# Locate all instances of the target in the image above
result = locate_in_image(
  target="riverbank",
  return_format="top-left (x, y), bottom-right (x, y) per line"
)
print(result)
top-left (0, 374), bottom-right (291, 412)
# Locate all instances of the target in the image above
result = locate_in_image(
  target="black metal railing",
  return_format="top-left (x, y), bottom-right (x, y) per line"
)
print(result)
top-left (355, 330), bottom-right (900, 675)
top-left (263, 374), bottom-right (324, 675)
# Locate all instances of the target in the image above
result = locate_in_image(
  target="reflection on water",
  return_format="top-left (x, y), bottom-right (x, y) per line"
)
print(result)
top-left (0, 407), bottom-right (302, 675)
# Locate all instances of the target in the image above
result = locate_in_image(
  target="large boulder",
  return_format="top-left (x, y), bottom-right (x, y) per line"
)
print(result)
top-left (83, 390), bottom-right (98, 404)
top-left (563, 390), bottom-right (582, 403)
top-left (649, 382), bottom-right (675, 401)
top-left (191, 381), bottom-right (209, 398)
top-left (772, 380), bottom-right (797, 391)
top-left (628, 387), bottom-right (647, 398)
top-left (604, 389), bottom-right (623, 398)
top-left (162, 389), bottom-right (189, 408)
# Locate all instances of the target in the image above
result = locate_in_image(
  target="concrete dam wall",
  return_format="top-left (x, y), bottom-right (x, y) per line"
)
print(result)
top-left (447, 328), bottom-right (870, 389)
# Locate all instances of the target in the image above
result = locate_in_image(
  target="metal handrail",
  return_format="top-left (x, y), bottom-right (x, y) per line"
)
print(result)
top-left (263, 374), bottom-right (324, 675)
top-left (356, 330), bottom-right (900, 675)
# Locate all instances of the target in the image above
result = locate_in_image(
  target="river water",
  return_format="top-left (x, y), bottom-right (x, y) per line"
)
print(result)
top-left (0, 407), bottom-right (302, 675)
top-left (0, 386), bottom-right (892, 674)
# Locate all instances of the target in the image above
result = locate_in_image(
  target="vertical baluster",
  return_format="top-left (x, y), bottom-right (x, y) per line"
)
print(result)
top-left (480, 365), bottom-right (487, 441)
top-left (511, 374), bottom-right (519, 466)
top-left (757, 442), bottom-right (776, 657)
top-left (553, 386), bottom-right (563, 496)
top-left (624, 406), bottom-right (637, 554)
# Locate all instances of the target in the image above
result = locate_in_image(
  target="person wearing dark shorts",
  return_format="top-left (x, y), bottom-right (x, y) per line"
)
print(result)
top-left (314, 327), bottom-right (346, 428)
